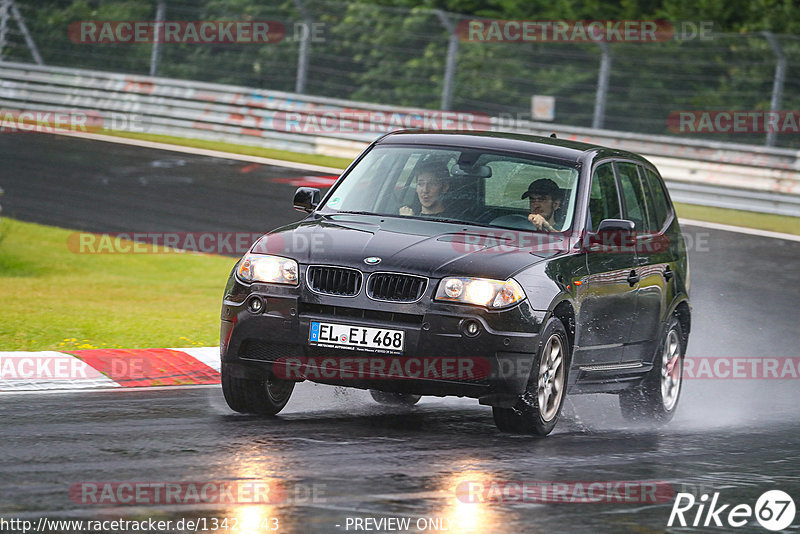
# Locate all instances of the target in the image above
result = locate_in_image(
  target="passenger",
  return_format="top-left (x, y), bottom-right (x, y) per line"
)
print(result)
top-left (399, 161), bottom-right (451, 216)
top-left (522, 179), bottom-right (562, 232)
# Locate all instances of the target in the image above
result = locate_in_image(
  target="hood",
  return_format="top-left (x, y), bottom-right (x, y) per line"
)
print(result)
top-left (250, 214), bottom-right (570, 280)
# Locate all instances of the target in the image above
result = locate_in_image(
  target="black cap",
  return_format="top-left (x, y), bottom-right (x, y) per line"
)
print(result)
top-left (521, 179), bottom-right (561, 201)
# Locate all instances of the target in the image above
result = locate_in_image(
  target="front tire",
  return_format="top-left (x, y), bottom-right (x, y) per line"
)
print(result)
top-left (222, 370), bottom-right (295, 416)
top-left (369, 390), bottom-right (421, 406)
top-left (492, 317), bottom-right (570, 436)
top-left (619, 317), bottom-right (683, 423)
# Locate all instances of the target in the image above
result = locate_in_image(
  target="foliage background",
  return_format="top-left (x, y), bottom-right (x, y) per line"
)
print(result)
top-left (3, 0), bottom-right (800, 147)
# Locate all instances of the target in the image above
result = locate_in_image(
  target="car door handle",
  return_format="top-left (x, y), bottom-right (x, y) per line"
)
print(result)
top-left (664, 265), bottom-right (673, 282)
top-left (627, 270), bottom-right (640, 287)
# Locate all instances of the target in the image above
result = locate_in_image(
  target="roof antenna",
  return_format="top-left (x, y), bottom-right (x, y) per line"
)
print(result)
top-left (550, 133), bottom-right (557, 138)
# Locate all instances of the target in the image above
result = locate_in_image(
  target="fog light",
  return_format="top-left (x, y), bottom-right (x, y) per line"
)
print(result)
top-left (247, 297), bottom-right (264, 313)
top-left (461, 319), bottom-right (481, 338)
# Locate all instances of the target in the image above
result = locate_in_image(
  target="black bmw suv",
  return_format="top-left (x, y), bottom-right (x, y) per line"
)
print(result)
top-left (220, 131), bottom-right (690, 436)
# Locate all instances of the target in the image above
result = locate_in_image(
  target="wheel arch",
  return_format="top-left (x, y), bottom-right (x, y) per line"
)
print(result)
top-left (672, 299), bottom-right (691, 353)
top-left (550, 300), bottom-right (576, 356)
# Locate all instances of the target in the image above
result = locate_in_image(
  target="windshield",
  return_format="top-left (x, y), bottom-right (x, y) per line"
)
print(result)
top-left (320, 145), bottom-right (580, 232)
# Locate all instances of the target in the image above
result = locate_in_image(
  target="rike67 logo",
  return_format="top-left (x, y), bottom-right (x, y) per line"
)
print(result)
top-left (669, 490), bottom-right (796, 531)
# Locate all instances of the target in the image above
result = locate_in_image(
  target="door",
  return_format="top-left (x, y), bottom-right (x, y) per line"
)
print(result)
top-left (627, 165), bottom-right (673, 362)
top-left (574, 162), bottom-right (638, 367)
top-left (614, 161), bottom-right (665, 363)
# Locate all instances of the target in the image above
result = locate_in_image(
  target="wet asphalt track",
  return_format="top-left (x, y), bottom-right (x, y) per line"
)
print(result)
top-left (2, 133), bottom-right (800, 533)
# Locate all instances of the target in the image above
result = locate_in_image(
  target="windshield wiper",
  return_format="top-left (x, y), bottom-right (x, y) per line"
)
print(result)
top-left (424, 217), bottom-right (496, 227)
top-left (326, 211), bottom-right (381, 217)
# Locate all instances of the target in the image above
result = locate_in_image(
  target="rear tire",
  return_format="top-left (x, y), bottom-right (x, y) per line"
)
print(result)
top-left (619, 317), bottom-right (683, 423)
top-left (492, 317), bottom-right (570, 436)
top-left (222, 370), bottom-right (295, 416)
top-left (369, 390), bottom-right (421, 406)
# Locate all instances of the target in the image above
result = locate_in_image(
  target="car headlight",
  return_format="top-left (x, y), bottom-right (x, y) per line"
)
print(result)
top-left (435, 277), bottom-right (526, 309)
top-left (237, 253), bottom-right (298, 285)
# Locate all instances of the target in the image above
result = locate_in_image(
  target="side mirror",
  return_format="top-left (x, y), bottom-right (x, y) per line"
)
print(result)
top-left (293, 187), bottom-right (321, 213)
top-left (596, 219), bottom-right (635, 233)
top-left (583, 219), bottom-right (636, 251)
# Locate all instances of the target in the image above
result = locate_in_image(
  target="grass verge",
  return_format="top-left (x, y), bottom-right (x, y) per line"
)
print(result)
top-left (0, 218), bottom-right (235, 351)
top-left (674, 203), bottom-right (800, 235)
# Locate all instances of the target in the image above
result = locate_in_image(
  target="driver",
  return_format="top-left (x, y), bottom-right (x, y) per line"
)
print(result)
top-left (522, 179), bottom-right (562, 232)
top-left (399, 161), bottom-right (451, 216)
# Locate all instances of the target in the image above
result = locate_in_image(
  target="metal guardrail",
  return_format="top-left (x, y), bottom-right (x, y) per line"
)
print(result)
top-left (1, 60), bottom-right (799, 216)
top-left (666, 182), bottom-right (800, 217)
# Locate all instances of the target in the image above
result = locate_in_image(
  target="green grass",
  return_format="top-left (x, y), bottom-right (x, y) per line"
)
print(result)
top-left (0, 218), bottom-right (236, 351)
top-left (675, 202), bottom-right (800, 235)
top-left (107, 130), bottom-right (353, 170)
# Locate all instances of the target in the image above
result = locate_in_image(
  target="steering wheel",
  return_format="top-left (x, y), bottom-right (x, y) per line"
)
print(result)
top-left (489, 214), bottom-right (539, 230)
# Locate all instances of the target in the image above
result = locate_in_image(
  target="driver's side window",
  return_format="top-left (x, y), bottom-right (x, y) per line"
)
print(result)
top-left (588, 163), bottom-right (621, 232)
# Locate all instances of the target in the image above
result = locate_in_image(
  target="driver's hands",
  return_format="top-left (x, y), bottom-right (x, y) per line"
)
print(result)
top-left (528, 213), bottom-right (553, 232)
top-left (528, 213), bottom-right (545, 229)
top-left (399, 206), bottom-right (414, 216)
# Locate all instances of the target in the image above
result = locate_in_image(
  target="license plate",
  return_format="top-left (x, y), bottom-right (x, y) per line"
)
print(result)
top-left (309, 321), bottom-right (404, 354)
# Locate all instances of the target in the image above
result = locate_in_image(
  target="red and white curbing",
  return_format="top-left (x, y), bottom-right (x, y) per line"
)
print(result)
top-left (0, 347), bottom-right (220, 392)
top-left (5, 349), bottom-right (800, 392)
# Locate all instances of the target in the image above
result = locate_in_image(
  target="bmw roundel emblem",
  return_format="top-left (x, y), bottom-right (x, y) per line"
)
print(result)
top-left (364, 256), bottom-right (381, 265)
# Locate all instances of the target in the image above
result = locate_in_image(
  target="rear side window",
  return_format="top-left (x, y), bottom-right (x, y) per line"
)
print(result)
top-left (614, 162), bottom-right (648, 232)
top-left (644, 168), bottom-right (672, 230)
top-left (588, 163), bottom-right (621, 232)
top-left (638, 166), bottom-right (660, 232)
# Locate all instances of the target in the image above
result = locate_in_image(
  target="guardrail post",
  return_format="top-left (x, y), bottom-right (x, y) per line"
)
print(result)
top-left (11, 1), bottom-right (42, 64)
top-left (592, 41), bottom-right (611, 129)
top-left (0, 0), bottom-right (9, 61)
top-left (149, 0), bottom-right (166, 76)
top-left (2, 0), bottom-right (42, 64)
top-left (434, 10), bottom-right (458, 111)
top-left (293, 0), bottom-right (311, 94)
top-left (763, 31), bottom-right (786, 147)
top-left (0, 0), bottom-right (11, 61)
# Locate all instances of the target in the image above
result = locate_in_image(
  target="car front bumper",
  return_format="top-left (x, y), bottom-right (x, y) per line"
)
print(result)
top-left (220, 276), bottom-right (546, 403)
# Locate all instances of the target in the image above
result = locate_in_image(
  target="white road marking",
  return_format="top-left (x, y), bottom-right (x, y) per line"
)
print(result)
top-left (172, 346), bottom-right (221, 372)
top-left (680, 218), bottom-right (800, 242)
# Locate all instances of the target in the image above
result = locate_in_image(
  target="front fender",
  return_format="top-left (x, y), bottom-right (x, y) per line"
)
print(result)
top-left (513, 255), bottom-right (585, 312)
